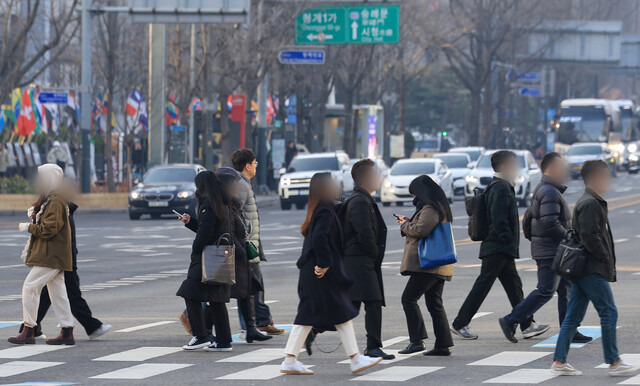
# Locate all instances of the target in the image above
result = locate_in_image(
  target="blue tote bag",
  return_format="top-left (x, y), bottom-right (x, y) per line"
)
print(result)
top-left (418, 222), bottom-right (457, 269)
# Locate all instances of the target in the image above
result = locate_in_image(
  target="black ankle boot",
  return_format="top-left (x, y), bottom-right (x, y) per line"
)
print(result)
top-left (246, 327), bottom-right (273, 343)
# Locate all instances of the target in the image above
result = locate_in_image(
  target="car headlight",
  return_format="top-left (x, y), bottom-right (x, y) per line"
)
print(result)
top-left (130, 191), bottom-right (142, 200)
top-left (629, 154), bottom-right (639, 162)
top-left (465, 175), bottom-right (478, 183)
top-left (515, 175), bottom-right (526, 184)
top-left (383, 179), bottom-right (392, 188)
top-left (177, 191), bottom-right (192, 199)
top-left (628, 143), bottom-right (638, 153)
top-left (280, 177), bottom-right (291, 186)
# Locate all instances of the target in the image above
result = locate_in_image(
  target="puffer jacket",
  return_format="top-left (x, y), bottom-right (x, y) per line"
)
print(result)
top-left (238, 174), bottom-right (265, 262)
top-left (529, 176), bottom-right (571, 260)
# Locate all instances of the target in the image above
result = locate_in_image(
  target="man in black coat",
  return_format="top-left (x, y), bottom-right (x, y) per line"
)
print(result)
top-left (499, 153), bottom-right (591, 344)
top-left (341, 159), bottom-right (393, 360)
top-left (452, 151), bottom-right (540, 340)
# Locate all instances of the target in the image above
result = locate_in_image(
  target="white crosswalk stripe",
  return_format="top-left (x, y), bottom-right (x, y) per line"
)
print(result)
top-left (217, 348), bottom-right (288, 363)
top-left (0, 345), bottom-right (71, 359)
top-left (482, 368), bottom-right (558, 384)
top-left (0, 360), bottom-right (64, 377)
top-left (351, 366), bottom-right (443, 382)
top-left (91, 363), bottom-right (192, 379)
top-left (93, 347), bottom-right (182, 362)
top-left (216, 364), bottom-right (306, 380)
top-left (115, 322), bottom-right (177, 333)
top-left (468, 351), bottom-right (552, 367)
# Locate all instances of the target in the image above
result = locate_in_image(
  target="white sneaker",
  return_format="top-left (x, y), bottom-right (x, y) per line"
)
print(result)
top-left (89, 324), bottom-right (112, 340)
top-left (551, 362), bottom-right (582, 376)
top-left (280, 359), bottom-right (314, 375)
top-left (350, 354), bottom-right (383, 374)
top-left (610, 361), bottom-right (640, 377)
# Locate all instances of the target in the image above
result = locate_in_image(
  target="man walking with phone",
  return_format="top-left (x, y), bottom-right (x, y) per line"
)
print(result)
top-left (232, 149), bottom-right (284, 336)
top-left (551, 160), bottom-right (638, 377)
top-left (341, 159), bottom-right (394, 360)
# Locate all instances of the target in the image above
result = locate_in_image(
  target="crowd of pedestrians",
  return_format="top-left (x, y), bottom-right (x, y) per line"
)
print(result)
top-left (7, 148), bottom-right (640, 379)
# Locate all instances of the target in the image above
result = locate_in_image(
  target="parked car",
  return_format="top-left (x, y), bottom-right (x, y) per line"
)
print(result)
top-left (342, 158), bottom-right (390, 200)
top-left (565, 142), bottom-right (618, 179)
top-left (464, 149), bottom-right (541, 207)
top-left (448, 146), bottom-right (485, 167)
top-left (381, 158), bottom-right (454, 206)
top-left (278, 151), bottom-right (350, 210)
top-left (433, 152), bottom-right (472, 197)
top-left (128, 164), bottom-right (206, 220)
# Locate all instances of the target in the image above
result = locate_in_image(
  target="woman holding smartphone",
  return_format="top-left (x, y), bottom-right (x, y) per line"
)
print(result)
top-left (176, 171), bottom-right (233, 352)
top-left (395, 175), bottom-right (455, 357)
top-left (280, 172), bottom-right (382, 376)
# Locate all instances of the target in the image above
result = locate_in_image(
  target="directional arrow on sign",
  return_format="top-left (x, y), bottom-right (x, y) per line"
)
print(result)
top-left (351, 21), bottom-right (358, 40)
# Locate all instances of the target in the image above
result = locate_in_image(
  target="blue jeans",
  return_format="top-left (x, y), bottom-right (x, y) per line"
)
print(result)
top-left (505, 259), bottom-right (570, 327)
top-left (554, 274), bottom-right (620, 364)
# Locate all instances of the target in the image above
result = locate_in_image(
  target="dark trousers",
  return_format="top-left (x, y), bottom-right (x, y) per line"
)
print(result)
top-left (401, 273), bottom-right (454, 349)
top-left (239, 262), bottom-right (273, 329)
top-left (452, 253), bottom-right (529, 331)
top-left (37, 270), bottom-right (102, 336)
top-left (505, 259), bottom-right (571, 327)
top-left (352, 300), bottom-right (383, 349)
top-left (185, 299), bottom-right (231, 344)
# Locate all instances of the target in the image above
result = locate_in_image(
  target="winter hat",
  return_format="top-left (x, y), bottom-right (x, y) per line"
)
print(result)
top-left (37, 163), bottom-right (64, 195)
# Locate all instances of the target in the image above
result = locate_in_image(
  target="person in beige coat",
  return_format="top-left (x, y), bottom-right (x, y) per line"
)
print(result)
top-left (395, 175), bottom-right (455, 357)
top-left (9, 163), bottom-right (75, 346)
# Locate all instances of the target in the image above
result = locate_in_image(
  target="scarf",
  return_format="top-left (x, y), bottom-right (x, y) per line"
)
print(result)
top-left (412, 196), bottom-right (425, 211)
top-left (494, 172), bottom-right (516, 187)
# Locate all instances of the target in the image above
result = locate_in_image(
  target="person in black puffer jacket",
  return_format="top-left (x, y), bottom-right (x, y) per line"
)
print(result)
top-left (499, 152), bottom-right (591, 344)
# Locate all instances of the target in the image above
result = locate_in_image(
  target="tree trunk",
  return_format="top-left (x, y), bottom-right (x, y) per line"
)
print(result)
top-left (481, 75), bottom-right (494, 148)
top-left (342, 88), bottom-right (354, 156)
top-left (469, 89), bottom-right (481, 146)
top-left (105, 87), bottom-right (115, 192)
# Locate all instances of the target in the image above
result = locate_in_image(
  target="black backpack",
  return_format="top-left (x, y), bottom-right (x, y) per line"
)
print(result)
top-left (465, 181), bottom-right (499, 241)
top-left (335, 196), bottom-right (354, 226)
top-left (552, 230), bottom-right (586, 282)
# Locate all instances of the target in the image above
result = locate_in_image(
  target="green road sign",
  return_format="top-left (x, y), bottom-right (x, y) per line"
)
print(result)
top-left (296, 4), bottom-right (399, 45)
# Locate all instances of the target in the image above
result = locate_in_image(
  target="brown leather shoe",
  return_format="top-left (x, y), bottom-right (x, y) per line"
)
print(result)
top-left (8, 326), bottom-right (35, 345)
top-left (179, 312), bottom-right (192, 335)
top-left (46, 327), bottom-right (75, 345)
top-left (258, 324), bottom-right (285, 335)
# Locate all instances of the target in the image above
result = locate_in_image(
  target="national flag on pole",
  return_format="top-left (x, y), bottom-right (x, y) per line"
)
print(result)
top-left (0, 109), bottom-right (5, 135)
top-left (125, 90), bottom-right (141, 117)
top-left (138, 93), bottom-right (148, 132)
top-left (45, 104), bottom-right (59, 134)
top-left (165, 101), bottom-right (179, 127)
top-left (17, 89), bottom-right (36, 136)
top-left (11, 88), bottom-right (21, 125)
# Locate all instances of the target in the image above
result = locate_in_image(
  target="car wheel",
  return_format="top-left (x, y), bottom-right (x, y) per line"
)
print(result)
top-left (448, 195), bottom-right (454, 204)
top-left (295, 202), bottom-right (306, 210)
top-left (280, 199), bottom-right (292, 210)
top-left (129, 210), bottom-right (141, 220)
top-left (630, 170), bottom-right (638, 175)
top-left (382, 202), bottom-right (391, 207)
top-left (396, 202), bottom-right (404, 207)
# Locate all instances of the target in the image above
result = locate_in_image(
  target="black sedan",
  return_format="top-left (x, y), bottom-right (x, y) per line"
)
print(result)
top-left (128, 164), bottom-right (206, 220)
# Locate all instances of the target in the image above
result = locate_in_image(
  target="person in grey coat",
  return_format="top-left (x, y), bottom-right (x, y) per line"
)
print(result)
top-left (0, 144), bottom-right (11, 177)
top-left (232, 148), bottom-right (284, 336)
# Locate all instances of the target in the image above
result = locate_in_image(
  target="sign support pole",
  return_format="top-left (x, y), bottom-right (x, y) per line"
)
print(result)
top-left (80, 0), bottom-right (92, 193)
top-left (148, 24), bottom-right (166, 167)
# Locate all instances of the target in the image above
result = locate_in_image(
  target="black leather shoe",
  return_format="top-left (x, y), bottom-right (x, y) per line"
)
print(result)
top-left (364, 347), bottom-right (396, 360)
top-left (398, 341), bottom-right (426, 354)
top-left (423, 347), bottom-right (452, 356)
top-left (246, 327), bottom-right (273, 343)
top-left (499, 317), bottom-right (518, 343)
top-left (572, 332), bottom-right (593, 343)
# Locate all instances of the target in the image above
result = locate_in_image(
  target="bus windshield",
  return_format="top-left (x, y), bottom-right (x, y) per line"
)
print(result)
top-left (557, 106), bottom-right (607, 143)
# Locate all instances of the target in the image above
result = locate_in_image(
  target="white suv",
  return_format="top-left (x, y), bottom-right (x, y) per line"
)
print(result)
top-left (278, 152), bottom-right (350, 210)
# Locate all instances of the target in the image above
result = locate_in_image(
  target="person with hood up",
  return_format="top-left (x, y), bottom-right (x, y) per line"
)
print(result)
top-left (9, 164), bottom-right (75, 345)
top-left (395, 175), bottom-right (455, 356)
top-left (47, 141), bottom-right (69, 172)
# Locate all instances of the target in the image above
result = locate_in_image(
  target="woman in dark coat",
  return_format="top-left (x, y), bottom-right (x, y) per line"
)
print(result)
top-left (395, 175), bottom-right (455, 357)
top-left (215, 168), bottom-right (271, 344)
top-left (176, 171), bottom-right (232, 352)
top-left (280, 173), bottom-right (382, 376)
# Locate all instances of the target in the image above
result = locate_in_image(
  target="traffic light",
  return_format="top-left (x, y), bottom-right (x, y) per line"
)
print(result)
top-left (442, 131), bottom-right (448, 137)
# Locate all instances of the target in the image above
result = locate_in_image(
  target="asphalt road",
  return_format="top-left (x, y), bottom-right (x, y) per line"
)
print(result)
top-left (2, 175), bottom-right (640, 385)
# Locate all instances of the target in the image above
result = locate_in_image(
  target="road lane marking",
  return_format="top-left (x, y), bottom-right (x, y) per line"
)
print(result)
top-left (615, 238), bottom-right (629, 243)
top-left (91, 363), bottom-right (192, 379)
top-left (0, 321), bottom-right (21, 329)
top-left (472, 312), bottom-right (493, 320)
top-left (216, 364), bottom-right (308, 380)
top-left (217, 348), bottom-right (287, 363)
top-left (0, 361), bottom-right (64, 377)
top-left (382, 336), bottom-right (409, 347)
top-left (533, 326), bottom-right (614, 348)
top-left (93, 347), bottom-right (182, 362)
top-left (482, 368), bottom-right (558, 384)
top-left (115, 321), bottom-right (176, 333)
top-left (596, 354), bottom-right (640, 368)
top-left (272, 241), bottom-right (300, 246)
top-left (0, 345), bottom-right (71, 359)
top-left (351, 366), bottom-right (443, 382)
top-left (468, 351), bottom-right (551, 366)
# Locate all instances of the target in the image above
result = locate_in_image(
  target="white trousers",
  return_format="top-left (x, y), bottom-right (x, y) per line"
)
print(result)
top-left (22, 266), bottom-right (74, 328)
top-left (284, 320), bottom-right (359, 358)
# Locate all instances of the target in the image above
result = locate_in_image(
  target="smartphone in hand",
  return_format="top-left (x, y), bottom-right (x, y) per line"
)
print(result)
top-left (172, 210), bottom-right (185, 220)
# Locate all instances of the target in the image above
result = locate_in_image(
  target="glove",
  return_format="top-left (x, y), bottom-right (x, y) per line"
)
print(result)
top-left (27, 206), bottom-right (34, 218)
top-left (18, 223), bottom-right (30, 232)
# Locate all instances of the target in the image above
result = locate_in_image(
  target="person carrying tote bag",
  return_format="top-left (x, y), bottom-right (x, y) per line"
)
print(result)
top-left (395, 175), bottom-right (455, 357)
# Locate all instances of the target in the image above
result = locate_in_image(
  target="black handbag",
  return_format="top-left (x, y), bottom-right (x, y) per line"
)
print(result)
top-left (552, 230), bottom-right (586, 282)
